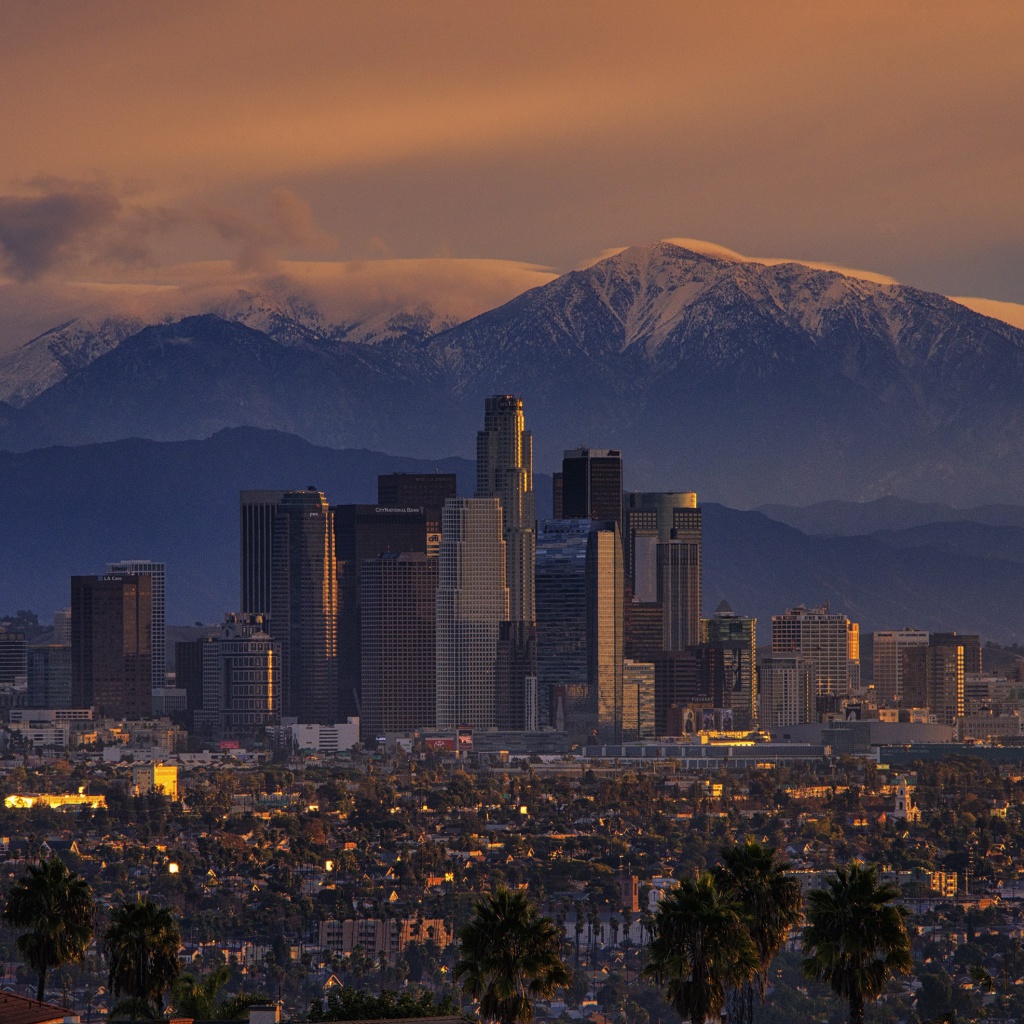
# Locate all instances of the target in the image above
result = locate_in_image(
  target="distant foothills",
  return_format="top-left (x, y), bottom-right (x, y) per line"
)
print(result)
top-left (4, 241), bottom-right (1024, 506)
top-left (2, 427), bottom-right (1024, 642)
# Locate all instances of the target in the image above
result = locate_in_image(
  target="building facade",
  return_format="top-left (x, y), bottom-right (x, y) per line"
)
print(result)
top-left (873, 629), bottom-right (929, 705)
top-left (107, 560), bottom-right (166, 688)
top-left (435, 497), bottom-right (509, 729)
top-left (71, 574), bottom-right (153, 718)
top-left (26, 645), bottom-right (72, 709)
top-left (771, 604), bottom-right (859, 712)
top-left (360, 552), bottom-right (437, 741)
top-left (240, 490), bottom-right (287, 617)
top-left (270, 488), bottom-right (338, 724)
top-left (475, 395), bottom-right (536, 624)
top-left (561, 448), bottom-right (623, 532)
top-left (758, 654), bottom-right (813, 728)
top-left (587, 521), bottom-right (624, 743)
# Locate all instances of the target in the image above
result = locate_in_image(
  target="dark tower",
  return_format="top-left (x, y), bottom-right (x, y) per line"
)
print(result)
top-left (561, 448), bottom-right (623, 532)
top-left (270, 488), bottom-right (338, 724)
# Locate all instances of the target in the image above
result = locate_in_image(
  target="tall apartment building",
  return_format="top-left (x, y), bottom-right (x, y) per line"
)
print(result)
top-left (873, 629), bottom-right (929, 705)
top-left (562, 449), bottom-right (623, 532)
top-left (107, 560), bottom-right (166, 687)
top-left (476, 395), bottom-right (536, 624)
top-left (27, 645), bottom-right (72, 709)
top-left (270, 488), bottom-right (338, 724)
top-left (535, 520), bottom-right (591, 730)
top-left (771, 604), bottom-right (859, 712)
top-left (240, 490), bottom-right (287, 617)
top-left (334, 504), bottom-right (428, 714)
top-left (360, 552), bottom-right (437, 742)
top-left (71, 574), bottom-right (153, 718)
top-left (196, 613), bottom-right (281, 742)
top-left (758, 654), bottom-right (813, 728)
top-left (435, 497), bottom-right (509, 729)
top-left (587, 521), bottom-right (624, 743)
top-left (705, 601), bottom-right (757, 728)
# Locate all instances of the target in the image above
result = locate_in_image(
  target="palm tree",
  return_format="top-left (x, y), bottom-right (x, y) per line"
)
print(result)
top-left (454, 886), bottom-right (570, 1024)
top-left (642, 872), bottom-right (759, 1024)
top-left (713, 838), bottom-right (803, 1024)
top-left (2, 856), bottom-right (95, 1001)
top-left (103, 898), bottom-right (182, 1012)
top-left (170, 965), bottom-right (230, 1018)
top-left (801, 862), bottom-right (913, 1024)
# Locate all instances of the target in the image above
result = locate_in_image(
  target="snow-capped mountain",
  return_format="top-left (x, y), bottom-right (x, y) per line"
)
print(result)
top-left (3, 241), bottom-right (1024, 505)
top-left (0, 316), bottom-right (144, 407)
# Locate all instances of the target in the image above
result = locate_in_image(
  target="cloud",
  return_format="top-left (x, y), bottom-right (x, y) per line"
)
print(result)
top-left (199, 188), bottom-right (336, 272)
top-left (0, 186), bottom-right (121, 280)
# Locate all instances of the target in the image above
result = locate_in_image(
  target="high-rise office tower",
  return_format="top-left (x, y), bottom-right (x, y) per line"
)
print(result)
top-left (758, 654), bottom-right (813, 728)
top-left (107, 560), bottom-right (166, 688)
top-left (873, 629), bottom-right (929, 704)
top-left (240, 490), bottom-right (287, 617)
top-left (624, 491), bottom-right (699, 590)
top-left (435, 497), bottom-right (509, 729)
top-left (902, 633), bottom-right (967, 725)
top-left (0, 630), bottom-right (27, 689)
top-left (587, 521), bottom-right (624, 743)
top-left (52, 609), bottom-right (72, 646)
top-left (562, 449), bottom-right (623, 532)
top-left (334, 504), bottom-right (429, 714)
top-left (195, 613), bottom-right (280, 742)
top-left (496, 621), bottom-right (538, 731)
top-left (704, 601), bottom-right (757, 728)
top-left (377, 472), bottom-right (457, 542)
top-left (71, 574), bottom-right (153, 718)
top-left (27, 645), bottom-right (72, 708)
top-left (270, 488), bottom-right (338, 725)
top-left (476, 395), bottom-right (536, 624)
top-left (771, 604), bottom-right (859, 712)
top-left (535, 519), bottom-right (591, 730)
top-left (552, 473), bottom-right (564, 519)
top-left (176, 636), bottom-right (210, 730)
top-left (622, 659), bottom-right (656, 741)
top-left (657, 525), bottom-right (702, 650)
top-left (360, 552), bottom-right (438, 742)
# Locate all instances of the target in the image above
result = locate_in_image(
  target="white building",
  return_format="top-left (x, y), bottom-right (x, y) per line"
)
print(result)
top-left (435, 497), bottom-right (509, 729)
top-left (873, 629), bottom-right (929, 704)
top-left (107, 560), bottom-right (166, 687)
top-left (283, 719), bottom-right (360, 752)
top-left (771, 604), bottom-right (859, 709)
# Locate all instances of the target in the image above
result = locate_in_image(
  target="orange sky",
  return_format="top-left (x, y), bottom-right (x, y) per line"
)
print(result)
top-left (0, 2), bottom-right (1022, 306)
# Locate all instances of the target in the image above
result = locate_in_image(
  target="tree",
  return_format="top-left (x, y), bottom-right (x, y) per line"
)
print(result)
top-left (801, 862), bottom-right (912, 1024)
top-left (2, 856), bottom-right (95, 1001)
top-left (103, 898), bottom-right (182, 1011)
top-left (454, 886), bottom-right (570, 1024)
top-left (642, 872), bottom-right (759, 1024)
top-left (713, 838), bottom-right (803, 1024)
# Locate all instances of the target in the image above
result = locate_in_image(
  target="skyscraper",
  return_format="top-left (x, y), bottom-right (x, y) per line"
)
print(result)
top-left (902, 633), bottom-right (967, 724)
top-left (360, 552), bottom-right (438, 742)
top-left (704, 601), bottom-right (757, 728)
top-left (535, 520), bottom-right (591, 729)
top-left (107, 560), bottom-right (166, 688)
top-left (562, 449), bottom-right (623, 531)
top-left (377, 472), bottom-right (457, 538)
top-left (622, 659), bottom-right (655, 741)
top-left (240, 490), bottom-right (288, 617)
top-left (623, 491), bottom-right (699, 590)
top-left (658, 528), bottom-right (702, 650)
top-left (270, 488), bottom-right (338, 724)
top-left (435, 497), bottom-right (509, 729)
top-left (476, 395), bottom-right (536, 624)
top-left (587, 521), bottom-right (624, 743)
top-left (758, 654), bottom-right (813, 728)
top-left (873, 629), bottom-right (929, 705)
top-left (771, 604), bottom-right (859, 713)
top-left (195, 613), bottom-right (280, 742)
top-left (334, 504), bottom-right (429, 714)
top-left (0, 630), bottom-right (27, 690)
top-left (27, 645), bottom-right (72, 709)
top-left (71, 574), bottom-right (152, 718)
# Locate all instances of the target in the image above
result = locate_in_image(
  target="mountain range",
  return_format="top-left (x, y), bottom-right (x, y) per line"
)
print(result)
top-left (3, 242), bottom-right (1024, 506)
top-left (2, 428), bottom-right (1023, 643)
